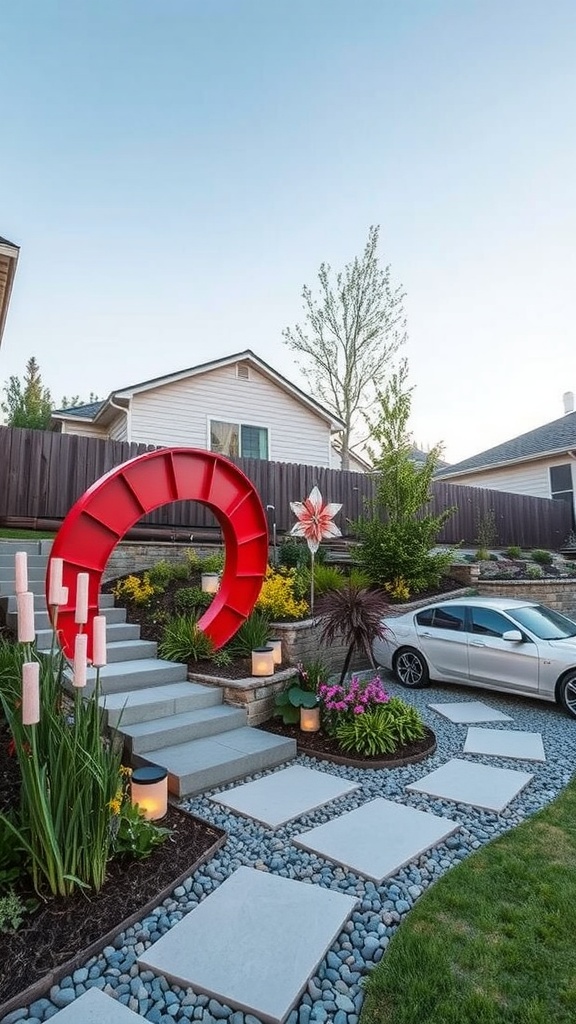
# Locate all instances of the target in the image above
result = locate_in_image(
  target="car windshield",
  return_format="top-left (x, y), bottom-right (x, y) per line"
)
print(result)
top-left (506, 604), bottom-right (576, 640)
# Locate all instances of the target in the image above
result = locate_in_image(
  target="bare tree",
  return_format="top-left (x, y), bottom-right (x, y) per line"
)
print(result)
top-left (282, 225), bottom-right (407, 469)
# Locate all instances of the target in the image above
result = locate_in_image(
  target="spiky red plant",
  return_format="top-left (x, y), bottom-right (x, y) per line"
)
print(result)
top-left (318, 584), bottom-right (391, 685)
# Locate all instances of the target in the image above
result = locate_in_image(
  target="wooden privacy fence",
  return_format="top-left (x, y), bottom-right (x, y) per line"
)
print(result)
top-left (0, 426), bottom-right (572, 549)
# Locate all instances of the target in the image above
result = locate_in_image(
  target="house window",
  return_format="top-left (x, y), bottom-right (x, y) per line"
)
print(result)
top-left (550, 464), bottom-right (574, 507)
top-left (210, 420), bottom-right (268, 460)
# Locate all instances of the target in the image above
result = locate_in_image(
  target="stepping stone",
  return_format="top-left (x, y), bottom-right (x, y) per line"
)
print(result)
top-left (139, 866), bottom-right (357, 1024)
top-left (49, 987), bottom-right (144, 1022)
top-left (406, 757), bottom-right (533, 812)
top-left (463, 727), bottom-right (546, 762)
top-left (428, 700), bottom-right (513, 723)
top-left (210, 764), bottom-right (361, 828)
top-left (292, 798), bottom-right (459, 883)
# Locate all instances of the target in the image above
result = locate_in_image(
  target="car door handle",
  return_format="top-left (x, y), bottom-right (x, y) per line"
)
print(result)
top-left (470, 641), bottom-right (485, 647)
top-left (421, 631), bottom-right (432, 637)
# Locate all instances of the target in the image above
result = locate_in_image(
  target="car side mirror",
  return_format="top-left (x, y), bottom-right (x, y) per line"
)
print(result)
top-left (502, 629), bottom-right (523, 642)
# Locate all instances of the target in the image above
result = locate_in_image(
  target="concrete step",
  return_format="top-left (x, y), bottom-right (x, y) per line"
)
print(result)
top-left (37, 636), bottom-right (157, 664)
top-left (66, 658), bottom-right (189, 697)
top-left (100, 681), bottom-right (223, 728)
top-left (4, 603), bottom-right (126, 631)
top-left (134, 728), bottom-right (297, 798)
top-left (0, 553), bottom-right (48, 568)
top-left (0, 566), bottom-right (47, 582)
top-left (31, 605), bottom-right (127, 630)
top-left (0, 540), bottom-right (49, 556)
top-left (34, 620), bottom-right (140, 651)
top-left (0, 578), bottom-right (47, 596)
top-left (121, 705), bottom-right (248, 754)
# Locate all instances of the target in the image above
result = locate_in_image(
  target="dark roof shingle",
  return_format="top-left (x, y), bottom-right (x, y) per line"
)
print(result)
top-left (436, 410), bottom-right (576, 477)
top-left (52, 401), bottom-right (105, 419)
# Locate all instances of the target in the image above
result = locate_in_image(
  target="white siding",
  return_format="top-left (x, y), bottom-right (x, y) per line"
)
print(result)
top-left (443, 455), bottom-right (576, 500)
top-left (128, 365), bottom-right (333, 466)
top-left (109, 412), bottom-right (128, 442)
top-left (59, 420), bottom-right (108, 439)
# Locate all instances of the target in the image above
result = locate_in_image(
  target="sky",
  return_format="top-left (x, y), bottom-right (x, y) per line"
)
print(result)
top-left (1, 0), bottom-right (575, 465)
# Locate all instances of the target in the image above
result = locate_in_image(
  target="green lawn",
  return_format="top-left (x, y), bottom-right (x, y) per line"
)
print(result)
top-left (361, 776), bottom-right (576, 1024)
top-left (0, 527), bottom-right (56, 540)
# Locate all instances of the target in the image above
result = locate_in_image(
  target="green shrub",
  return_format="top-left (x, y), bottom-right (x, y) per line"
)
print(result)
top-left (0, 891), bottom-right (29, 933)
top-left (506, 545), bottom-right (522, 559)
top-left (174, 587), bottom-right (212, 614)
top-left (526, 564), bottom-right (543, 579)
top-left (356, 518), bottom-right (453, 595)
top-left (227, 612), bottom-right (270, 659)
top-left (474, 548), bottom-right (490, 562)
top-left (333, 698), bottom-right (426, 757)
top-left (111, 802), bottom-right (172, 860)
top-left (278, 537), bottom-right (327, 569)
top-left (531, 549), bottom-right (554, 565)
top-left (211, 648), bottom-right (233, 668)
top-left (255, 568), bottom-right (309, 621)
top-left (158, 616), bottom-right (215, 662)
top-left (146, 560), bottom-right (182, 591)
top-left (274, 685), bottom-right (318, 725)
top-left (347, 567), bottom-right (372, 589)
top-left (199, 552), bottom-right (225, 574)
top-left (312, 565), bottom-right (346, 595)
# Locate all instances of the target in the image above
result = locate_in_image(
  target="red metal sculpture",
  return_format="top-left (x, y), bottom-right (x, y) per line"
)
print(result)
top-left (46, 448), bottom-right (268, 660)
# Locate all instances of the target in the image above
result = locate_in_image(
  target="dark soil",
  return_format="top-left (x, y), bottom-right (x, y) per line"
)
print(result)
top-left (0, 714), bottom-right (224, 1011)
top-left (260, 717), bottom-right (437, 766)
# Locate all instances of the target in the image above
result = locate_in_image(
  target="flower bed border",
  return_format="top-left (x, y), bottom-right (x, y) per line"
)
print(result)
top-left (295, 726), bottom-right (437, 769)
top-left (0, 808), bottom-right (226, 1021)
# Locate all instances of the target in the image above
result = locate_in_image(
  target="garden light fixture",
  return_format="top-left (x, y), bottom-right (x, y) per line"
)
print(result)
top-left (300, 706), bottom-right (321, 732)
top-left (269, 638), bottom-right (282, 666)
top-left (201, 573), bottom-right (220, 594)
top-left (251, 646), bottom-right (275, 677)
top-left (131, 765), bottom-right (169, 821)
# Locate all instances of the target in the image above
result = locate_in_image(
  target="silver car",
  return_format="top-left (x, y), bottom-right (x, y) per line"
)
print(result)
top-left (372, 596), bottom-right (576, 718)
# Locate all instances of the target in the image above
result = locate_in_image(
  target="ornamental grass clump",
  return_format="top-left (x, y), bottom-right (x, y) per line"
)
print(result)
top-left (319, 583), bottom-right (391, 684)
top-left (0, 552), bottom-right (171, 898)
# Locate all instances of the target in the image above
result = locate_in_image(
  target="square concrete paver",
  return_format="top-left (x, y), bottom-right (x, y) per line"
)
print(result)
top-left (428, 700), bottom-right (513, 723)
top-left (50, 988), bottom-right (144, 1022)
top-left (292, 798), bottom-right (459, 882)
top-left (138, 866), bottom-right (358, 1024)
top-left (210, 765), bottom-right (361, 828)
top-left (463, 727), bottom-right (546, 762)
top-left (406, 758), bottom-right (533, 812)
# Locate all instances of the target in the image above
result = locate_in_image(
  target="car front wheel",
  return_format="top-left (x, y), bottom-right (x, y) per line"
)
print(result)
top-left (393, 647), bottom-right (430, 688)
top-left (557, 672), bottom-right (576, 718)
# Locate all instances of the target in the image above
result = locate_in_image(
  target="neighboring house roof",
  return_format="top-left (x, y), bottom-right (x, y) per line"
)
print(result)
top-left (0, 235), bottom-right (20, 348)
top-left (52, 401), bottom-right (105, 419)
top-left (436, 410), bottom-right (576, 479)
top-left (410, 445), bottom-right (449, 469)
top-left (52, 350), bottom-right (346, 432)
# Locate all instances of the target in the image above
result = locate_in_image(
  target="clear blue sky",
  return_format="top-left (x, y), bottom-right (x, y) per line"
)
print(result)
top-left (2, 0), bottom-right (575, 463)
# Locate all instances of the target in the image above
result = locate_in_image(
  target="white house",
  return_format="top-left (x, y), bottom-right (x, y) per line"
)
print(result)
top-left (0, 235), bottom-right (19, 349)
top-left (51, 350), bottom-right (353, 470)
top-left (435, 393), bottom-right (576, 522)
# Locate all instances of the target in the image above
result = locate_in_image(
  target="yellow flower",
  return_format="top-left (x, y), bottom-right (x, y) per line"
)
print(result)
top-left (108, 798), bottom-right (121, 815)
top-left (119, 765), bottom-right (132, 777)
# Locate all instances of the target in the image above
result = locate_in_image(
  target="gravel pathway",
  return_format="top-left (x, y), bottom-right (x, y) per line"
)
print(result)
top-left (3, 678), bottom-right (575, 1024)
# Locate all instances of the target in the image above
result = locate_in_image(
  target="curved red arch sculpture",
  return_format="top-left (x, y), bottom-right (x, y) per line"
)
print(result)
top-left (46, 448), bottom-right (268, 660)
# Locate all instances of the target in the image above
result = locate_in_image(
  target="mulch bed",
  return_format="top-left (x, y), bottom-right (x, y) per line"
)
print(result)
top-left (260, 718), bottom-right (437, 767)
top-left (0, 714), bottom-right (225, 1013)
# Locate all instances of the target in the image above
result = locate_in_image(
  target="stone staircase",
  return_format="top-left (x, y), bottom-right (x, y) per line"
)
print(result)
top-left (0, 540), bottom-right (296, 797)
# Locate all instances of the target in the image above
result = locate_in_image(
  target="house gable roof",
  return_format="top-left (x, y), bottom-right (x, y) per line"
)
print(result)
top-left (0, 235), bottom-right (20, 349)
top-left (52, 401), bottom-right (105, 420)
top-left (53, 350), bottom-right (346, 431)
top-left (436, 410), bottom-right (576, 478)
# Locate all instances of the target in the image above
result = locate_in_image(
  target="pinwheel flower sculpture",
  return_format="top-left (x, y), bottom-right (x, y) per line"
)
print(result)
top-left (290, 486), bottom-right (342, 610)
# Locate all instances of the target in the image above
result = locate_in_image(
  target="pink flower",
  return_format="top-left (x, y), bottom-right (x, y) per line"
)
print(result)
top-left (290, 487), bottom-right (342, 555)
top-left (353, 705), bottom-right (364, 715)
